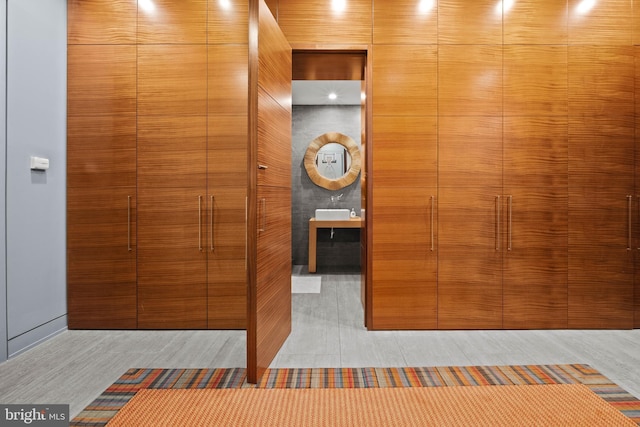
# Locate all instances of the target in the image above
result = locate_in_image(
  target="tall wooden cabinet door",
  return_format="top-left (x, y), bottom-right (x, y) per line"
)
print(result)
top-left (370, 116), bottom-right (438, 329)
top-left (67, 44), bottom-right (137, 329)
top-left (503, 117), bottom-right (568, 329)
top-left (437, 116), bottom-right (503, 329)
top-left (635, 49), bottom-right (640, 329)
top-left (569, 117), bottom-right (635, 329)
top-left (136, 114), bottom-right (208, 329)
top-left (207, 115), bottom-right (248, 329)
top-left (247, 0), bottom-right (292, 383)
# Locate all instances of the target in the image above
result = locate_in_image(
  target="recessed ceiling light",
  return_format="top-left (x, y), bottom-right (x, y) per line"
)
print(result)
top-left (139, 0), bottom-right (156, 13)
top-left (332, 0), bottom-right (346, 13)
top-left (328, 93), bottom-right (338, 101)
top-left (576, 0), bottom-right (596, 14)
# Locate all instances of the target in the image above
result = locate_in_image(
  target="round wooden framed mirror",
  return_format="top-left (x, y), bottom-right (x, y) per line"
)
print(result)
top-left (304, 132), bottom-right (361, 191)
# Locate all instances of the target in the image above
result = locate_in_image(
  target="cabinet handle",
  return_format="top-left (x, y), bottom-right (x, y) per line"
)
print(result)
top-left (214, 196), bottom-right (216, 252)
top-left (198, 196), bottom-right (203, 251)
top-left (508, 195), bottom-right (513, 251)
top-left (259, 198), bottom-right (266, 232)
top-left (258, 164), bottom-right (269, 170)
top-left (430, 196), bottom-right (435, 252)
top-left (627, 195), bottom-right (632, 251)
top-left (496, 196), bottom-right (501, 251)
top-left (127, 196), bottom-right (132, 252)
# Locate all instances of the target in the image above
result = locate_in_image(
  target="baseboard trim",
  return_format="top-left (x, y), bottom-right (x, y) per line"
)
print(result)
top-left (8, 315), bottom-right (68, 359)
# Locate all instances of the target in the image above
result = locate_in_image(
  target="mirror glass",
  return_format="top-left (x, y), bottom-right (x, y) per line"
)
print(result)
top-left (304, 132), bottom-right (361, 191)
top-left (315, 143), bottom-right (352, 180)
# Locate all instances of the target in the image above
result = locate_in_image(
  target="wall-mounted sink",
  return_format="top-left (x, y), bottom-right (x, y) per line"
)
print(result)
top-left (315, 208), bottom-right (351, 220)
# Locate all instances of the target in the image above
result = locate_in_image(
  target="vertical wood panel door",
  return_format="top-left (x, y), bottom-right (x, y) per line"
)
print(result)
top-left (503, 117), bottom-right (568, 329)
top-left (568, 116), bottom-right (634, 329)
top-left (247, 0), bottom-right (292, 383)
top-left (437, 116), bottom-right (503, 329)
top-left (67, 44), bottom-right (137, 329)
top-left (370, 116), bottom-right (438, 329)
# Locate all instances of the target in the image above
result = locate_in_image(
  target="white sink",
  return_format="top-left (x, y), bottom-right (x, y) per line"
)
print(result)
top-left (315, 208), bottom-right (351, 220)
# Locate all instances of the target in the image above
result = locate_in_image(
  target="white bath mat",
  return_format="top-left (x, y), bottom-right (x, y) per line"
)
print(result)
top-left (291, 276), bottom-right (322, 294)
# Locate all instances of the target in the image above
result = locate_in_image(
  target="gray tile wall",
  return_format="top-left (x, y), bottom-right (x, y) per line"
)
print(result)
top-left (292, 105), bottom-right (361, 271)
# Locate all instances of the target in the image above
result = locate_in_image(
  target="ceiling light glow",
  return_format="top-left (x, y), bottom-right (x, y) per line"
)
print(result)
top-left (219, 0), bottom-right (232, 11)
top-left (495, 0), bottom-right (514, 15)
top-left (576, 0), bottom-right (596, 14)
top-left (328, 93), bottom-right (338, 101)
top-left (139, 0), bottom-right (156, 13)
top-left (332, 0), bottom-right (346, 13)
top-left (418, 0), bottom-right (434, 14)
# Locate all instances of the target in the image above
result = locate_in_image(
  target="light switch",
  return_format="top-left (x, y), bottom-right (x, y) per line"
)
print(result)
top-left (30, 156), bottom-right (49, 171)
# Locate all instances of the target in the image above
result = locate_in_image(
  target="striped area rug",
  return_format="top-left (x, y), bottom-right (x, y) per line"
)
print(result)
top-left (71, 364), bottom-right (640, 426)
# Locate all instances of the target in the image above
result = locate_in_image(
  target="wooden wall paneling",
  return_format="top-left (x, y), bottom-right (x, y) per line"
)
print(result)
top-left (568, 0), bottom-right (633, 46)
top-left (372, 45), bottom-right (437, 117)
top-left (67, 42), bottom-right (137, 329)
top-left (437, 187), bottom-right (503, 329)
top-left (636, 113), bottom-right (640, 328)
top-left (503, 0), bottom-right (568, 45)
top-left (568, 116), bottom-right (635, 328)
top-left (568, 46), bottom-right (634, 118)
top-left (371, 187), bottom-right (437, 329)
top-left (209, 45), bottom-right (249, 116)
top-left (276, 0), bottom-right (372, 45)
top-left (208, 116), bottom-right (248, 329)
top-left (247, 0), bottom-right (292, 383)
top-left (635, 3), bottom-right (640, 46)
top-left (503, 117), bottom-right (569, 329)
top-left (438, 0), bottom-right (502, 45)
top-left (209, 0), bottom-right (249, 44)
top-left (373, 0), bottom-right (437, 45)
top-left (370, 115), bottom-right (437, 329)
top-left (137, 0), bottom-right (207, 44)
top-left (438, 116), bottom-right (502, 188)
top-left (292, 52), bottom-right (366, 81)
top-left (68, 45), bottom-right (136, 117)
top-left (137, 45), bottom-right (208, 116)
top-left (503, 46), bottom-right (568, 117)
top-left (438, 45), bottom-right (503, 117)
top-left (136, 116), bottom-right (208, 329)
top-left (67, 0), bottom-right (136, 45)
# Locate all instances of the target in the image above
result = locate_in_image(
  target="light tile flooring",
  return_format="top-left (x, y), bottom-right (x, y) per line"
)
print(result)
top-left (1, 271), bottom-right (639, 419)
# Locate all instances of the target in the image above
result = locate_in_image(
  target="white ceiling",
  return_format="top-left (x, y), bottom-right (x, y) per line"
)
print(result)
top-left (292, 80), bottom-right (362, 106)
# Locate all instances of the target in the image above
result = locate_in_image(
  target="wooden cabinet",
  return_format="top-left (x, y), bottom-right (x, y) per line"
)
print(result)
top-left (67, 0), bottom-right (249, 330)
top-left (67, 44), bottom-right (137, 329)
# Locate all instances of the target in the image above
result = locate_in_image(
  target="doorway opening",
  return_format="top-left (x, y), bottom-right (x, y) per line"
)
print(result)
top-left (290, 50), bottom-right (368, 326)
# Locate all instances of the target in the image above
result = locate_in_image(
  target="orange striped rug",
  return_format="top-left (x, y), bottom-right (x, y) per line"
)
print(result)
top-left (106, 384), bottom-right (635, 426)
top-left (70, 365), bottom-right (640, 426)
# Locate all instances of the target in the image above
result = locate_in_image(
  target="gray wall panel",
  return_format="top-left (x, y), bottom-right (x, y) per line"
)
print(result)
top-left (6, 0), bottom-right (66, 346)
top-left (1, 0), bottom-right (8, 363)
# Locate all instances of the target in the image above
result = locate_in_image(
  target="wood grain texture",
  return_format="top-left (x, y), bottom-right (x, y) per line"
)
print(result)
top-left (568, 0), bottom-right (633, 45)
top-left (68, 45), bottom-right (136, 117)
top-left (257, 88), bottom-right (291, 188)
top-left (67, 187), bottom-right (137, 329)
top-left (637, 113), bottom-right (640, 328)
top-left (437, 187), bottom-right (503, 330)
top-left (137, 45), bottom-right (207, 116)
top-left (504, 46), bottom-right (568, 117)
top-left (502, 190), bottom-right (569, 329)
top-left (371, 187), bottom-right (437, 329)
top-left (208, 260), bottom-right (247, 329)
top-left (568, 116), bottom-right (634, 329)
top-left (209, 45), bottom-right (249, 116)
top-left (137, 188), bottom-right (208, 329)
top-left (137, 116), bottom-right (207, 189)
top-left (438, 0), bottom-right (502, 44)
top-left (438, 45), bottom-right (503, 117)
top-left (373, 0), bottom-right (437, 45)
top-left (568, 46), bottom-right (634, 117)
top-left (209, 0), bottom-right (249, 44)
top-left (438, 116), bottom-right (502, 189)
top-left (276, 0), bottom-right (372, 44)
top-left (208, 115), bottom-right (248, 189)
top-left (247, 0), bottom-right (292, 383)
top-left (137, 0), bottom-right (207, 44)
top-left (503, 117), bottom-right (568, 190)
top-left (292, 52), bottom-right (366, 81)
top-left (372, 45), bottom-right (437, 116)
top-left (67, 115), bottom-right (136, 189)
top-left (503, 0), bottom-right (568, 45)
top-left (372, 116), bottom-right (437, 188)
top-left (67, 0), bottom-right (136, 44)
